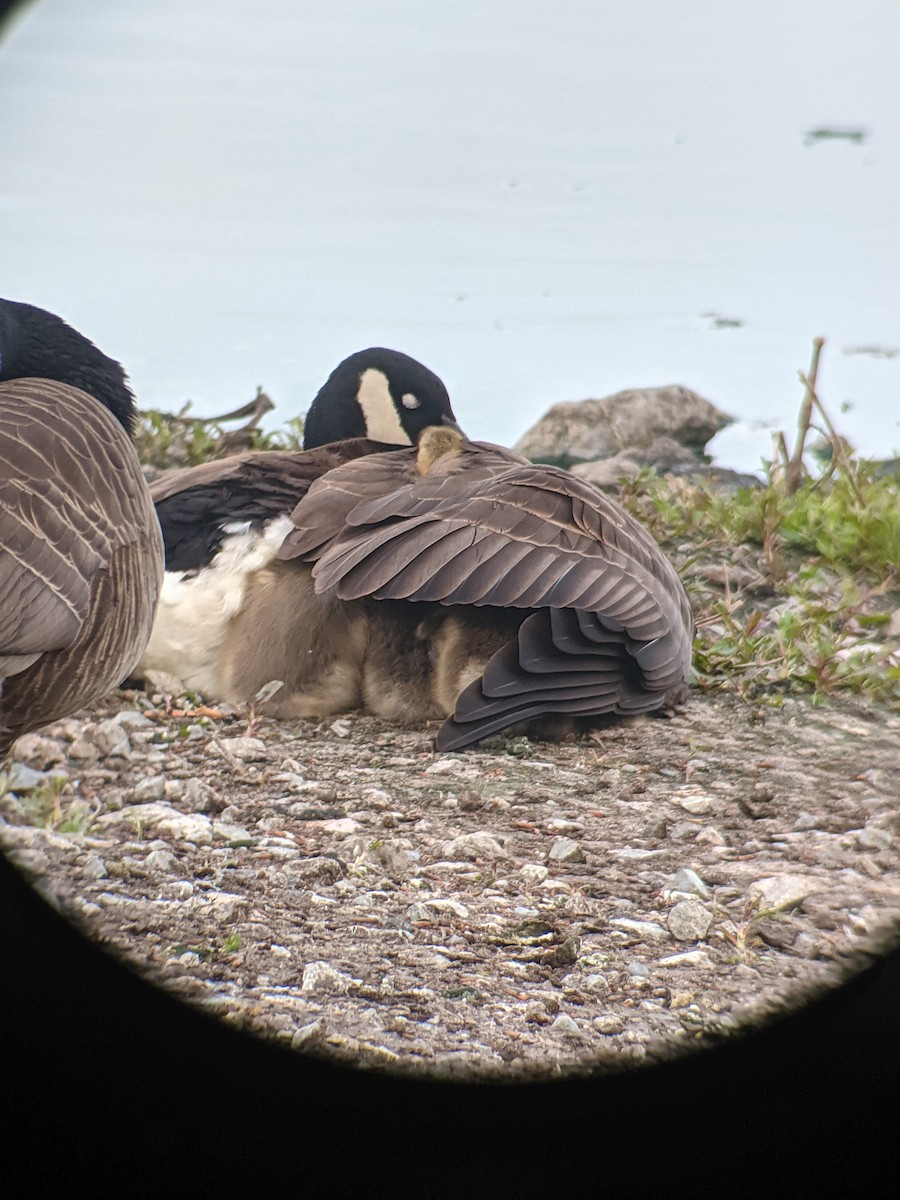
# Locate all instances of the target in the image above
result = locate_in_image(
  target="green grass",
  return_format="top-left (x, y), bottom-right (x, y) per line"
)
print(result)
top-left (135, 402), bottom-right (304, 470)
top-left (618, 461), bottom-right (899, 705)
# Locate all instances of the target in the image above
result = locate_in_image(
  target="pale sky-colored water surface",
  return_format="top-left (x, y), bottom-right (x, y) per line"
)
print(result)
top-left (2, 0), bottom-right (898, 471)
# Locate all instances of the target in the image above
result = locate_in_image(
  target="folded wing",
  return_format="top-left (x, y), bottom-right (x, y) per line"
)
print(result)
top-left (281, 439), bottom-right (693, 749)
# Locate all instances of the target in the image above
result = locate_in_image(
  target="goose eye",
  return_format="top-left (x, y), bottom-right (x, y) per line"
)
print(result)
top-left (401, 393), bottom-right (421, 410)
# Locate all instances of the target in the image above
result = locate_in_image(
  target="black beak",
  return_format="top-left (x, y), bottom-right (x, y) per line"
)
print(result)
top-left (441, 414), bottom-right (466, 436)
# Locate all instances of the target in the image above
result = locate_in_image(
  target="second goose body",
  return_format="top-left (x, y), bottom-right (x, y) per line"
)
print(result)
top-left (141, 352), bottom-right (693, 748)
top-left (140, 348), bottom-right (462, 699)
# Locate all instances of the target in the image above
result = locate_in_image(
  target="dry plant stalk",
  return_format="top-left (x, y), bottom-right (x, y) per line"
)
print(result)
top-left (785, 337), bottom-right (824, 494)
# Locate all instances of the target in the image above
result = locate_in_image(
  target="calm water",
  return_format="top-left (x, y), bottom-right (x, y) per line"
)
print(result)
top-left (2, 0), bottom-right (899, 471)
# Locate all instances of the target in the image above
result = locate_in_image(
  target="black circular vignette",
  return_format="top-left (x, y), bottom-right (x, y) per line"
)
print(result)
top-left (2, 850), bottom-right (899, 1195)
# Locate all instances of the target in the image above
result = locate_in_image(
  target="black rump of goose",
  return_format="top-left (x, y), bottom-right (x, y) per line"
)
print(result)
top-left (140, 348), bottom-right (462, 698)
top-left (0, 299), bottom-right (163, 757)
top-left (279, 426), bottom-right (694, 751)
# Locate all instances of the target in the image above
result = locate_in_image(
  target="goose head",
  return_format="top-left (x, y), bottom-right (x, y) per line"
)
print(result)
top-left (302, 347), bottom-right (462, 450)
top-left (0, 299), bottom-right (137, 433)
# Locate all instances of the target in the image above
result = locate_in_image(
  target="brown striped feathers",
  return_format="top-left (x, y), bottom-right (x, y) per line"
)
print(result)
top-left (0, 301), bottom-right (163, 755)
top-left (279, 427), bottom-right (693, 750)
top-left (138, 348), bottom-right (692, 751)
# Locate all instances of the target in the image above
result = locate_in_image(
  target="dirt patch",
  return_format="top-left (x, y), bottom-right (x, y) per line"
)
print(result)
top-left (2, 686), bottom-right (897, 1081)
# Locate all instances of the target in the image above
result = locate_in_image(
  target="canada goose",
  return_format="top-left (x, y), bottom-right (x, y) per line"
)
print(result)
top-left (0, 299), bottom-right (163, 757)
top-left (278, 426), bottom-right (694, 750)
top-left (141, 348), bottom-right (462, 697)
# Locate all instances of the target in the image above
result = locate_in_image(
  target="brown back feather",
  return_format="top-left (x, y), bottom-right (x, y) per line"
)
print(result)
top-left (1, 380), bottom-right (163, 754)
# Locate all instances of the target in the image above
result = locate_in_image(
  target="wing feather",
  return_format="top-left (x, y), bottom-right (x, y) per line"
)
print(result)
top-left (284, 437), bottom-right (693, 747)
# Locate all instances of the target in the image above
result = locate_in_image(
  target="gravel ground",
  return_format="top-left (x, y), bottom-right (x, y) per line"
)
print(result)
top-left (2, 685), bottom-right (897, 1082)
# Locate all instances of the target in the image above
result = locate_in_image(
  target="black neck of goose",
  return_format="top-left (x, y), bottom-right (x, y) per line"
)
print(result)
top-left (302, 347), bottom-right (457, 450)
top-left (0, 300), bottom-right (137, 436)
top-left (302, 358), bottom-right (369, 449)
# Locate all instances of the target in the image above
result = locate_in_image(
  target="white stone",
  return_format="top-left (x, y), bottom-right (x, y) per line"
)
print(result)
top-left (98, 803), bottom-right (214, 845)
top-left (519, 864), bottom-right (549, 885)
top-left (92, 719), bottom-right (132, 758)
top-left (658, 949), bottom-right (713, 967)
top-left (610, 918), bottom-right (670, 940)
top-left (441, 832), bottom-right (508, 860)
top-left (548, 836), bottom-right (585, 863)
top-left (318, 817), bottom-right (360, 836)
top-left (678, 795), bottom-right (714, 815)
top-left (748, 874), bottom-right (822, 912)
top-left (300, 961), bottom-right (359, 994)
top-left (549, 1014), bottom-right (582, 1035)
top-left (667, 899), bottom-right (713, 941)
top-left (217, 736), bottom-right (269, 761)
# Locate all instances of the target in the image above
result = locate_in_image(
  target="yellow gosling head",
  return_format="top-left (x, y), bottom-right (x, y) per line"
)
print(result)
top-left (416, 425), bottom-right (465, 475)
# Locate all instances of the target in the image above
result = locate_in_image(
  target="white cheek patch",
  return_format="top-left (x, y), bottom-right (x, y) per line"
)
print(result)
top-left (139, 514), bottom-right (294, 696)
top-left (356, 367), bottom-right (412, 445)
top-left (401, 392), bottom-right (421, 409)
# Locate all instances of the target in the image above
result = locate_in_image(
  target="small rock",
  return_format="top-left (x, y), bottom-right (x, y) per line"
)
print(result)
top-left (610, 918), bottom-right (670, 940)
top-left (291, 1020), bottom-right (327, 1049)
top-left (98, 803), bottom-right (214, 845)
top-left (793, 812), bottom-right (821, 831)
top-left (8, 734), bottom-right (65, 769)
top-left (80, 852), bottom-right (108, 880)
top-left (217, 736), bottom-right (268, 762)
top-left (110, 710), bottom-right (155, 732)
top-left (319, 817), bottom-right (360, 836)
top-left (144, 849), bottom-right (179, 872)
top-left (424, 757), bottom-right (479, 777)
top-left (547, 836), bottom-right (585, 863)
top-left (667, 899), bottom-right (713, 941)
top-left (519, 864), bottom-right (549, 885)
top-left (300, 961), bottom-right (359, 995)
top-left (678, 795), bottom-right (714, 816)
top-left (441, 832), bottom-right (508, 860)
top-left (658, 950), bottom-right (712, 967)
top-left (128, 775), bottom-right (167, 805)
top-left (593, 1014), bottom-right (624, 1034)
top-left (853, 827), bottom-right (892, 852)
top-left (329, 719), bottom-right (352, 738)
top-left (66, 736), bottom-right (100, 762)
top-left (548, 1014), bottom-right (582, 1035)
top-left (213, 820), bottom-right (254, 843)
top-left (426, 898), bottom-right (470, 919)
top-left (695, 827), bottom-right (727, 846)
top-left (546, 818), bottom-right (585, 835)
top-left (582, 974), bottom-right (609, 992)
top-left (3, 763), bottom-right (49, 792)
top-left (92, 719), bottom-right (132, 758)
top-left (181, 779), bottom-right (217, 813)
top-left (663, 867), bottom-right (710, 899)
top-left (282, 857), bottom-right (344, 887)
top-left (748, 874), bottom-right (821, 912)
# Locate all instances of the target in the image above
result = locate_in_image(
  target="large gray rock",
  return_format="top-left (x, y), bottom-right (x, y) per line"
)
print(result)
top-left (513, 386), bottom-right (733, 470)
top-left (571, 435), bottom-right (699, 488)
